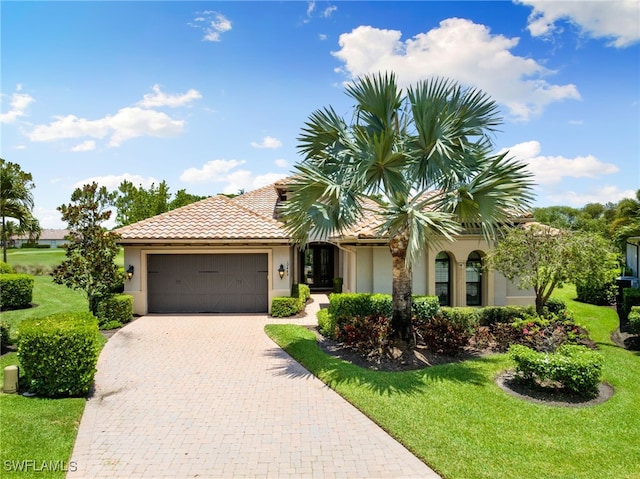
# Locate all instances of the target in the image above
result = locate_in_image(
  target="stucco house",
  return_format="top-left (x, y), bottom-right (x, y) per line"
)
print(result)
top-left (10, 229), bottom-right (70, 248)
top-left (116, 178), bottom-right (535, 315)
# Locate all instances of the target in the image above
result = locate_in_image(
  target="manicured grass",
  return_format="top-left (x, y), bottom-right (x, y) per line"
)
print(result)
top-left (0, 276), bottom-right (88, 339)
top-left (0, 353), bottom-right (86, 479)
top-left (265, 287), bottom-right (640, 479)
top-left (5, 247), bottom-right (125, 274)
top-left (0, 277), bottom-right (103, 478)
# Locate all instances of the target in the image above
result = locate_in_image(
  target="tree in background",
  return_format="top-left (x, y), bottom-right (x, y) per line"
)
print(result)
top-left (169, 189), bottom-right (208, 210)
top-left (53, 183), bottom-right (120, 315)
top-left (281, 72), bottom-right (533, 341)
top-left (611, 189), bottom-right (640, 252)
top-left (487, 224), bottom-right (617, 314)
top-left (112, 181), bottom-right (207, 226)
top-left (0, 159), bottom-right (38, 261)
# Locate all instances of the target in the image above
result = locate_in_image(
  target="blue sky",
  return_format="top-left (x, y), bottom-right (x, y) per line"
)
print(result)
top-left (1, 1), bottom-right (639, 228)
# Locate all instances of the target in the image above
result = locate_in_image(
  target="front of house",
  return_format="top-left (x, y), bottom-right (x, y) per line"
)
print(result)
top-left (116, 179), bottom-right (535, 315)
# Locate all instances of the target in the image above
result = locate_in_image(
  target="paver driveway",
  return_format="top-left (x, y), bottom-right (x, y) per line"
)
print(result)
top-left (68, 296), bottom-right (440, 478)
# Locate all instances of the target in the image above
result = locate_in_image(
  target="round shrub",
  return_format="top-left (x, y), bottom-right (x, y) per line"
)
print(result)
top-left (0, 261), bottom-right (14, 274)
top-left (17, 312), bottom-right (101, 397)
top-left (317, 309), bottom-right (337, 339)
top-left (628, 306), bottom-right (640, 335)
top-left (0, 273), bottom-right (34, 310)
top-left (0, 320), bottom-right (11, 352)
top-left (271, 297), bottom-right (302, 317)
top-left (95, 294), bottom-right (133, 328)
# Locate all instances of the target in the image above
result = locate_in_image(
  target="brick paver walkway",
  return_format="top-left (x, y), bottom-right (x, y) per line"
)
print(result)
top-left (68, 295), bottom-right (440, 478)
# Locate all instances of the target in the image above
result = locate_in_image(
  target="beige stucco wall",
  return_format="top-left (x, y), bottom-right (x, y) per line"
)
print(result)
top-left (123, 245), bottom-right (293, 315)
top-left (350, 235), bottom-right (535, 307)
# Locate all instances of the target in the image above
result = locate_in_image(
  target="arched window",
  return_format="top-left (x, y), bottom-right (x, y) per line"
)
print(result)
top-left (435, 252), bottom-right (451, 306)
top-left (466, 251), bottom-right (482, 306)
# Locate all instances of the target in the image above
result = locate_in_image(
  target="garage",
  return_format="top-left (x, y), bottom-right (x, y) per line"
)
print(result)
top-left (147, 254), bottom-right (269, 313)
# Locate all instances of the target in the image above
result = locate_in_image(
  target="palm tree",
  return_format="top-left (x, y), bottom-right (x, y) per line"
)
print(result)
top-left (1, 159), bottom-right (36, 262)
top-left (280, 73), bottom-right (534, 341)
top-left (611, 189), bottom-right (640, 252)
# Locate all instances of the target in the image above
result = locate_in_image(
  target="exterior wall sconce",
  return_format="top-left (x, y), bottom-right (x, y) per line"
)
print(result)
top-left (126, 265), bottom-right (134, 280)
top-left (278, 264), bottom-right (286, 280)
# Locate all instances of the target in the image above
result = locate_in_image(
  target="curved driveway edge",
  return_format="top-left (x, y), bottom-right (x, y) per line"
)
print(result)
top-left (68, 297), bottom-right (440, 478)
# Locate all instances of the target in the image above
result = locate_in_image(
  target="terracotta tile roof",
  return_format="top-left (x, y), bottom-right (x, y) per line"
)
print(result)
top-left (230, 183), bottom-right (280, 219)
top-left (115, 195), bottom-right (288, 241)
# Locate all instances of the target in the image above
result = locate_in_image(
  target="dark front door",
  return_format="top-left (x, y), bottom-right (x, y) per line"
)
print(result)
top-left (302, 245), bottom-right (334, 289)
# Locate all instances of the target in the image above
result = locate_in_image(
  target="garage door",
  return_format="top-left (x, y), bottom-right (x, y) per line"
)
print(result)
top-left (147, 254), bottom-right (269, 313)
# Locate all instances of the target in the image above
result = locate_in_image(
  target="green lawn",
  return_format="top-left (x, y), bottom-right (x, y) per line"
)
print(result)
top-left (266, 286), bottom-right (640, 479)
top-left (0, 278), bottom-right (93, 478)
top-left (5, 247), bottom-right (125, 274)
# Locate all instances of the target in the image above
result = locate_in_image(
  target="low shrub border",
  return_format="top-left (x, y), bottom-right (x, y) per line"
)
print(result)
top-left (270, 283), bottom-right (311, 317)
top-left (628, 306), bottom-right (640, 335)
top-left (0, 273), bottom-right (35, 310)
top-left (509, 344), bottom-right (604, 397)
top-left (17, 311), bottom-right (102, 397)
top-left (95, 293), bottom-right (133, 329)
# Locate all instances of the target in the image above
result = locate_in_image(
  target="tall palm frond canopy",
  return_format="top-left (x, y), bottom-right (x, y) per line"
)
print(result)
top-left (281, 72), bottom-right (534, 265)
top-left (280, 72), bottom-right (535, 340)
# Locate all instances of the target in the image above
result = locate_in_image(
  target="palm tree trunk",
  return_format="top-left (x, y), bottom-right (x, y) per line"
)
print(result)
top-left (389, 229), bottom-right (413, 342)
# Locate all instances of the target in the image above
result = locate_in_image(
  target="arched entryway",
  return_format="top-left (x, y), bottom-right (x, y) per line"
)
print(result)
top-left (300, 243), bottom-right (336, 290)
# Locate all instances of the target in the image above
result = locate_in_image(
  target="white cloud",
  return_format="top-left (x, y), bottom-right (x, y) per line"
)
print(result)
top-left (319, 33), bottom-right (328, 41)
top-left (518, 0), bottom-right (640, 48)
top-left (74, 173), bottom-right (161, 191)
top-left (547, 186), bottom-right (637, 207)
top-left (0, 86), bottom-right (35, 124)
top-left (138, 84), bottom-right (202, 108)
top-left (179, 159), bottom-right (287, 195)
top-left (306, 1), bottom-right (315, 18)
top-left (71, 140), bottom-right (96, 152)
top-left (34, 206), bottom-right (66, 229)
top-left (14, 145), bottom-right (27, 150)
top-left (275, 158), bottom-right (288, 168)
top-left (29, 106), bottom-right (184, 147)
top-left (190, 11), bottom-right (232, 42)
top-left (250, 136), bottom-right (283, 149)
top-left (180, 159), bottom-right (246, 183)
top-left (322, 5), bottom-right (337, 18)
top-left (332, 19), bottom-right (581, 121)
top-left (501, 140), bottom-right (620, 185)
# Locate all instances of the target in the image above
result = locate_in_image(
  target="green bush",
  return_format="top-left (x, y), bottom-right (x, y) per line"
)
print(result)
top-left (100, 320), bottom-right (123, 330)
top-left (478, 305), bottom-right (536, 326)
top-left (0, 320), bottom-right (11, 350)
top-left (328, 293), bottom-right (378, 321)
top-left (95, 294), bottom-right (133, 328)
top-left (336, 314), bottom-right (392, 360)
top-left (111, 267), bottom-right (126, 294)
top-left (628, 306), bottom-right (640, 335)
top-left (271, 297), bottom-right (302, 317)
top-left (438, 307), bottom-right (481, 332)
top-left (20, 243), bottom-right (51, 249)
top-left (622, 288), bottom-right (640, 322)
top-left (509, 344), bottom-right (603, 397)
top-left (0, 273), bottom-right (34, 310)
top-left (412, 296), bottom-right (440, 322)
top-left (0, 261), bottom-right (14, 273)
top-left (544, 297), bottom-right (567, 315)
top-left (317, 309), bottom-right (337, 338)
top-left (17, 312), bottom-right (101, 397)
top-left (298, 284), bottom-right (311, 302)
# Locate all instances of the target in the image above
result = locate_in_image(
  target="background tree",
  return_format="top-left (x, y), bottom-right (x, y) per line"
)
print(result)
top-left (112, 180), bottom-right (170, 227)
top-left (487, 225), bottom-right (616, 314)
top-left (168, 189), bottom-right (208, 210)
top-left (0, 159), bottom-right (37, 261)
top-left (52, 183), bottom-right (120, 314)
top-left (281, 72), bottom-right (533, 341)
top-left (610, 189), bottom-right (640, 252)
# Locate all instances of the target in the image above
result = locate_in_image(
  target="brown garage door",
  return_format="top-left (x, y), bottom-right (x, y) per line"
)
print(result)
top-left (147, 254), bottom-right (269, 313)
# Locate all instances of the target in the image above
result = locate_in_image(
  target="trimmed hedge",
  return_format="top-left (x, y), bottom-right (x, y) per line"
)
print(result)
top-left (622, 288), bottom-right (640, 322)
top-left (0, 273), bottom-right (34, 310)
top-left (95, 294), bottom-right (133, 329)
top-left (317, 309), bottom-right (337, 338)
top-left (509, 344), bottom-right (603, 397)
top-left (629, 306), bottom-right (640, 335)
top-left (328, 293), bottom-right (439, 323)
top-left (17, 312), bottom-right (102, 397)
top-left (271, 297), bottom-right (302, 317)
top-left (0, 320), bottom-right (10, 351)
top-left (0, 261), bottom-right (14, 274)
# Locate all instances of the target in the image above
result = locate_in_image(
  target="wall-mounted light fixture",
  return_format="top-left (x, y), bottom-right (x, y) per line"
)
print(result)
top-left (278, 264), bottom-right (286, 280)
top-left (126, 265), bottom-right (134, 280)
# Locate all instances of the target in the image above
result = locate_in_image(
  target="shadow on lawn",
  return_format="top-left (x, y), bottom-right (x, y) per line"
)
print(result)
top-left (264, 332), bottom-right (492, 396)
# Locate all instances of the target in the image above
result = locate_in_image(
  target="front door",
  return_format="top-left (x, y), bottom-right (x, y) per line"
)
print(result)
top-left (302, 245), bottom-right (334, 289)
